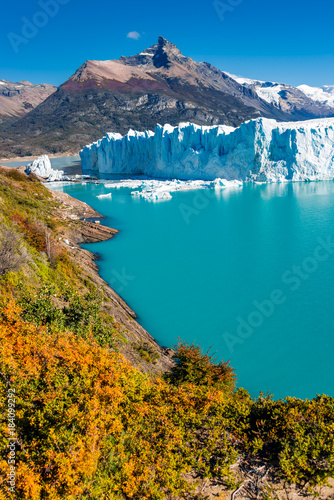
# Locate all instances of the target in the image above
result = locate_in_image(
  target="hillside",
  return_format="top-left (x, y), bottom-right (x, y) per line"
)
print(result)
top-left (0, 168), bottom-right (334, 499)
top-left (1, 37), bottom-right (333, 158)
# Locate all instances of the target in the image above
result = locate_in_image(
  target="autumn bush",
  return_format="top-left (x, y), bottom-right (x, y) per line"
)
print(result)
top-left (166, 341), bottom-right (236, 392)
top-left (2, 295), bottom-right (334, 499)
top-left (9, 212), bottom-right (47, 252)
top-left (0, 299), bottom-right (242, 499)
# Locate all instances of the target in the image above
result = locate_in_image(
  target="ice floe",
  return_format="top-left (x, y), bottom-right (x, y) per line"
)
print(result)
top-left (101, 178), bottom-right (242, 202)
top-left (97, 192), bottom-right (112, 199)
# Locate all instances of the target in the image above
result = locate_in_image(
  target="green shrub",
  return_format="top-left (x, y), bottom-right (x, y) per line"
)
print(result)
top-left (3, 169), bottom-right (27, 182)
top-left (238, 394), bottom-right (334, 485)
top-left (133, 341), bottom-right (160, 364)
top-left (19, 283), bottom-right (64, 329)
top-left (18, 284), bottom-right (114, 347)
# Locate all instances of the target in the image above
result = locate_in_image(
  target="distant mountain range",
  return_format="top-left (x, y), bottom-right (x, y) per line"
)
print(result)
top-left (297, 84), bottom-right (334, 108)
top-left (0, 80), bottom-right (56, 123)
top-left (0, 37), bottom-right (333, 158)
top-left (228, 75), bottom-right (334, 116)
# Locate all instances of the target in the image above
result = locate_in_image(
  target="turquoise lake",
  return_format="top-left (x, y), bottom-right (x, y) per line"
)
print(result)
top-left (51, 180), bottom-right (334, 400)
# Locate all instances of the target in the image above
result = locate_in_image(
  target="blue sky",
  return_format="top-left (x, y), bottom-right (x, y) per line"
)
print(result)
top-left (1, 0), bottom-right (333, 87)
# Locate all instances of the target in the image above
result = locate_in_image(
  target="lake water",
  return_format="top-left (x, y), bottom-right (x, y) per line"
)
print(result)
top-left (51, 179), bottom-right (334, 400)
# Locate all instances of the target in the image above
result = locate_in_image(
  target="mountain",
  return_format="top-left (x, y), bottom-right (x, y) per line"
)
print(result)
top-left (228, 75), bottom-right (334, 118)
top-left (0, 37), bottom-right (333, 157)
top-left (0, 80), bottom-right (56, 123)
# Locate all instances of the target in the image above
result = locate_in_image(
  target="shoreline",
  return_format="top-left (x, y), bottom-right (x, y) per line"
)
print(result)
top-left (0, 162), bottom-right (173, 372)
top-left (49, 187), bottom-right (174, 374)
top-left (0, 152), bottom-right (79, 163)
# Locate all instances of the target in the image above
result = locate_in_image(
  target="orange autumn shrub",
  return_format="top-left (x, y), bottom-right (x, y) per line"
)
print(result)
top-left (0, 299), bottom-right (240, 499)
top-left (166, 341), bottom-right (236, 391)
top-left (0, 299), bottom-right (126, 498)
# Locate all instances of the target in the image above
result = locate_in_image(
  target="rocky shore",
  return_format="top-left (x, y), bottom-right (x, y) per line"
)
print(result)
top-left (50, 188), bottom-right (174, 374)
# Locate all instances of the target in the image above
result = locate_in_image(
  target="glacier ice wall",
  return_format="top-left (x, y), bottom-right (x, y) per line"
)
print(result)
top-left (80, 118), bottom-right (334, 182)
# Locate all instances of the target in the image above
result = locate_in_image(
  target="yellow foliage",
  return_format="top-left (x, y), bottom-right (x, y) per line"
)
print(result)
top-left (0, 297), bottom-right (239, 499)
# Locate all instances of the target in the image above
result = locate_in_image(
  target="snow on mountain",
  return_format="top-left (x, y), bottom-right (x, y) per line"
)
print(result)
top-left (226, 73), bottom-right (334, 117)
top-left (297, 85), bottom-right (334, 109)
top-left (2, 37), bottom-right (333, 158)
top-left (226, 74), bottom-right (265, 86)
top-left (226, 73), bottom-right (288, 106)
top-left (80, 118), bottom-right (334, 183)
top-left (256, 84), bottom-right (285, 107)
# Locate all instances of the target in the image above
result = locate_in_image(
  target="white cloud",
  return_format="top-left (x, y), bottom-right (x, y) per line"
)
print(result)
top-left (127, 31), bottom-right (141, 40)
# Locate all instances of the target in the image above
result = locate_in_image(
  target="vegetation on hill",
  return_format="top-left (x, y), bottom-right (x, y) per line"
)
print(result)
top-left (0, 167), bottom-right (334, 499)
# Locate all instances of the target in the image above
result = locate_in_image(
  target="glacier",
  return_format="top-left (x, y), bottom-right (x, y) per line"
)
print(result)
top-left (26, 155), bottom-right (65, 181)
top-left (80, 118), bottom-right (334, 183)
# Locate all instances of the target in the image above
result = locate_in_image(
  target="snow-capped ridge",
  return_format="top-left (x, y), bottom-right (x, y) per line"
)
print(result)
top-left (297, 84), bottom-right (334, 109)
top-left (226, 73), bottom-right (334, 114)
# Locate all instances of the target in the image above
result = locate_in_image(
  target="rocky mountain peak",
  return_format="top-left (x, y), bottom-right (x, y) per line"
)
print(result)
top-left (120, 36), bottom-right (184, 68)
top-left (156, 36), bottom-right (182, 54)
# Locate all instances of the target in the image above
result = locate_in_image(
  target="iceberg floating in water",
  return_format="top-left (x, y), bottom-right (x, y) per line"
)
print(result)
top-left (97, 192), bottom-right (112, 199)
top-left (26, 155), bottom-right (65, 182)
top-left (80, 118), bottom-right (334, 182)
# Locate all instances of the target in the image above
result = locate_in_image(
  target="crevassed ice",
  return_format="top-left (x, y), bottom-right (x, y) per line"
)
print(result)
top-left (80, 118), bottom-right (334, 183)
